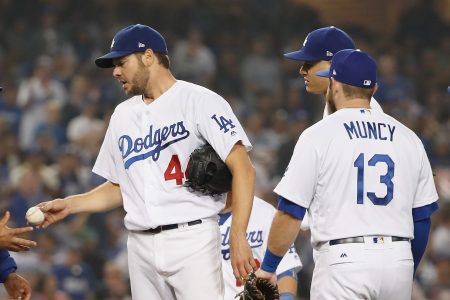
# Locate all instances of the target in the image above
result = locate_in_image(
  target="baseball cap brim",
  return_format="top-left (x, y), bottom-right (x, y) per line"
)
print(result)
top-left (315, 69), bottom-right (331, 78)
top-left (284, 50), bottom-right (322, 62)
top-left (95, 50), bottom-right (135, 68)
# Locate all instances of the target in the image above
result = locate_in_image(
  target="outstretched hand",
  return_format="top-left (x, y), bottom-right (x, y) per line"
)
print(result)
top-left (0, 212), bottom-right (36, 252)
top-left (4, 272), bottom-right (32, 300)
top-left (37, 199), bottom-right (70, 228)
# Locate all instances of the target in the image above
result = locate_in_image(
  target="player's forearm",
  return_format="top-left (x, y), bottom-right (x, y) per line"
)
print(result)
top-left (278, 275), bottom-right (297, 295)
top-left (225, 144), bottom-right (255, 236)
top-left (66, 181), bottom-right (123, 214)
top-left (268, 211), bottom-right (301, 257)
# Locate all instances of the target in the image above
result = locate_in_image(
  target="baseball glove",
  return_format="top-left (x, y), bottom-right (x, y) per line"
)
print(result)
top-left (184, 144), bottom-right (232, 196)
top-left (236, 271), bottom-right (280, 300)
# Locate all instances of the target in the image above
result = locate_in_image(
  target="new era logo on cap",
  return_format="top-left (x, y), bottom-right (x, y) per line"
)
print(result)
top-left (138, 42), bottom-right (145, 48)
top-left (315, 49), bottom-right (377, 89)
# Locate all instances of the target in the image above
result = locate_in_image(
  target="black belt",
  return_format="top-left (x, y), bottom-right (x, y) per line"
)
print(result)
top-left (141, 219), bottom-right (202, 234)
top-left (330, 236), bottom-right (410, 246)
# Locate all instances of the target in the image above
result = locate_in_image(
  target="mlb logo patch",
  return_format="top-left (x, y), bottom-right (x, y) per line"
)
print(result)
top-left (363, 80), bottom-right (371, 86)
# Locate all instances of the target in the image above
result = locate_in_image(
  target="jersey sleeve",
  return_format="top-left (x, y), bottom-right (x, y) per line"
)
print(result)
top-left (274, 131), bottom-right (319, 208)
top-left (92, 118), bottom-right (119, 184)
top-left (195, 94), bottom-right (251, 161)
top-left (413, 141), bottom-right (439, 208)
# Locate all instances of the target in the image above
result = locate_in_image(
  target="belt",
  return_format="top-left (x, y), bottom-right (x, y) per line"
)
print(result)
top-left (141, 219), bottom-right (202, 234)
top-left (330, 236), bottom-right (410, 246)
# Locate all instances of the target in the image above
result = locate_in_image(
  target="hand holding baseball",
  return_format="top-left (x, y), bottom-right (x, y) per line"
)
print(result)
top-left (0, 211), bottom-right (36, 252)
top-left (37, 199), bottom-right (71, 228)
top-left (25, 207), bottom-right (45, 226)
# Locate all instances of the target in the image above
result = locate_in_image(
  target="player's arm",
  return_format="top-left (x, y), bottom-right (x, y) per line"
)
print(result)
top-left (411, 201), bottom-right (439, 274)
top-left (225, 142), bottom-right (257, 280)
top-left (277, 269), bottom-right (298, 300)
top-left (39, 181), bottom-right (123, 228)
top-left (257, 197), bottom-right (305, 283)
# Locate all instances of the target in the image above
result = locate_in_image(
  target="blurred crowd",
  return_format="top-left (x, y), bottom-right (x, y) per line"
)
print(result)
top-left (0, 0), bottom-right (449, 299)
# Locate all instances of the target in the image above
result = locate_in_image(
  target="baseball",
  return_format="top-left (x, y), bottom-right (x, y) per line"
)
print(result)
top-left (25, 207), bottom-right (45, 226)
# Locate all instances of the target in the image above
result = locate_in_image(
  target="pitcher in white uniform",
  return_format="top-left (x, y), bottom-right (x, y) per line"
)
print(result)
top-left (257, 49), bottom-right (439, 300)
top-left (37, 24), bottom-right (257, 300)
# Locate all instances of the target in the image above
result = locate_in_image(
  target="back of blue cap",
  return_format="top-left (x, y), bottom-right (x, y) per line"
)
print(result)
top-left (284, 26), bottom-right (356, 61)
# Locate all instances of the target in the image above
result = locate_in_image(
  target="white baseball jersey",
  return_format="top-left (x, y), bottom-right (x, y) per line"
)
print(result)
top-left (323, 96), bottom-right (382, 117)
top-left (93, 80), bottom-right (251, 230)
top-left (219, 197), bottom-right (302, 299)
top-left (300, 97), bottom-right (383, 231)
top-left (275, 108), bottom-right (438, 248)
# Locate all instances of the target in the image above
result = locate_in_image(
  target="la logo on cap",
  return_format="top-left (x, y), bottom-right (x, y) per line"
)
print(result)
top-left (363, 80), bottom-right (371, 86)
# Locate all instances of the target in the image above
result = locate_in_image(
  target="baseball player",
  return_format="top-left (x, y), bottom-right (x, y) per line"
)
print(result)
top-left (257, 49), bottom-right (439, 299)
top-left (1, 86), bottom-right (35, 300)
top-left (38, 24), bottom-right (256, 300)
top-left (0, 211), bottom-right (34, 300)
top-left (284, 26), bottom-right (383, 117)
top-left (219, 193), bottom-right (302, 300)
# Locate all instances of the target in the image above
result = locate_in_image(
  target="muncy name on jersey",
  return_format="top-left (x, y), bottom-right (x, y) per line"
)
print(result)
top-left (118, 121), bottom-right (190, 169)
top-left (344, 121), bottom-right (396, 141)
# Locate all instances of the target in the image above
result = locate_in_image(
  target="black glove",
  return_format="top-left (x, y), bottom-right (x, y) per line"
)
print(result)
top-left (184, 144), bottom-right (232, 196)
top-left (236, 271), bottom-right (280, 300)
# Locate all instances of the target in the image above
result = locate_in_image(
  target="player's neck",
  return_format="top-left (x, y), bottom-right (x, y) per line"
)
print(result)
top-left (142, 71), bottom-right (177, 104)
top-left (336, 98), bottom-right (370, 110)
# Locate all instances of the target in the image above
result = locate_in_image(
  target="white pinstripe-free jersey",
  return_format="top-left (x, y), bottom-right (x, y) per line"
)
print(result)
top-left (93, 80), bottom-right (251, 230)
top-left (275, 108), bottom-right (438, 248)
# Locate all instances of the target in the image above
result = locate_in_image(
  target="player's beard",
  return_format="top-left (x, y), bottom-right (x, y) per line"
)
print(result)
top-left (127, 65), bottom-right (150, 96)
top-left (325, 81), bottom-right (336, 112)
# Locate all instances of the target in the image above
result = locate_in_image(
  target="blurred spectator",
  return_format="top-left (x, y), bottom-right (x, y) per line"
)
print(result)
top-left (375, 53), bottom-right (414, 106)
top-left (66, 98), bottom-right (105, 163)
top-left (16, 56), bottom-right (67, 150)
top-left (52, 247), bottom-right (97, 300)
top-left (172, 28), bottom-right (217, 87)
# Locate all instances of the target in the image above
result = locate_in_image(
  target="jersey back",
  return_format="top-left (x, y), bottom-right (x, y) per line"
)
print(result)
top-left (275, 108), bottom-right (438, 247)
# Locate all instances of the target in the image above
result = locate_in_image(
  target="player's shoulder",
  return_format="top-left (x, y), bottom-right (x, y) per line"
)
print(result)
top-left (177, 80), bottom-right (224, 100)
top-left (380, 112), bottom-right (423, 144)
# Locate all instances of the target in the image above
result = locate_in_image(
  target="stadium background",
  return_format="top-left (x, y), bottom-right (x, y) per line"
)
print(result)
top-left (0, 0), bottom-right (449, 299)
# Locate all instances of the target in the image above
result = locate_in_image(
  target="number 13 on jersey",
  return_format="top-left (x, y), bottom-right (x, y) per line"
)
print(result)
top-left (354, 153), bottom-right (395, 206)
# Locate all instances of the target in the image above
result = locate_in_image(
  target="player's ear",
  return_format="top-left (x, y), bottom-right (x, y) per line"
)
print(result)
top-left (142, 49), bottom-right (156, 67)
top-left (371, 84), bottom-right (379, 97)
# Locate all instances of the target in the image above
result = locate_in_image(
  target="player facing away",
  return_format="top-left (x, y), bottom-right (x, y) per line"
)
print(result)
top-left (284, 26), bottom-right (383, 117)
top-left (219, 193), bottom-right (302, 300)
top-left (37, 24), bottom-right (257, 300)
top-left (257, 49), bottom-right (439, 299)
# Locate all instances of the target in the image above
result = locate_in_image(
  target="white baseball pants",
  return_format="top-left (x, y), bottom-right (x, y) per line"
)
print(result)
top-left (127, 216), bottom-right (224, 300)
top-left (311, 236), bottom-right (413, 300)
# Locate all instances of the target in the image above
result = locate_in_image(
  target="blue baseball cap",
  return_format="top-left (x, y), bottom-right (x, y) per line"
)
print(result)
top-left (315, 49), bottom-right (377, 89)
top-left (284, 26), bottom-right (355, 62)
top-left (95, 24), bottom-right (168, 68)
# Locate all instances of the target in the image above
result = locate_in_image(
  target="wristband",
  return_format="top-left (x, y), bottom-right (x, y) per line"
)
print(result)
top-left (261, 249), bottom-right (283, 273)
top-left (280, 292), bottom-right (296, 300)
